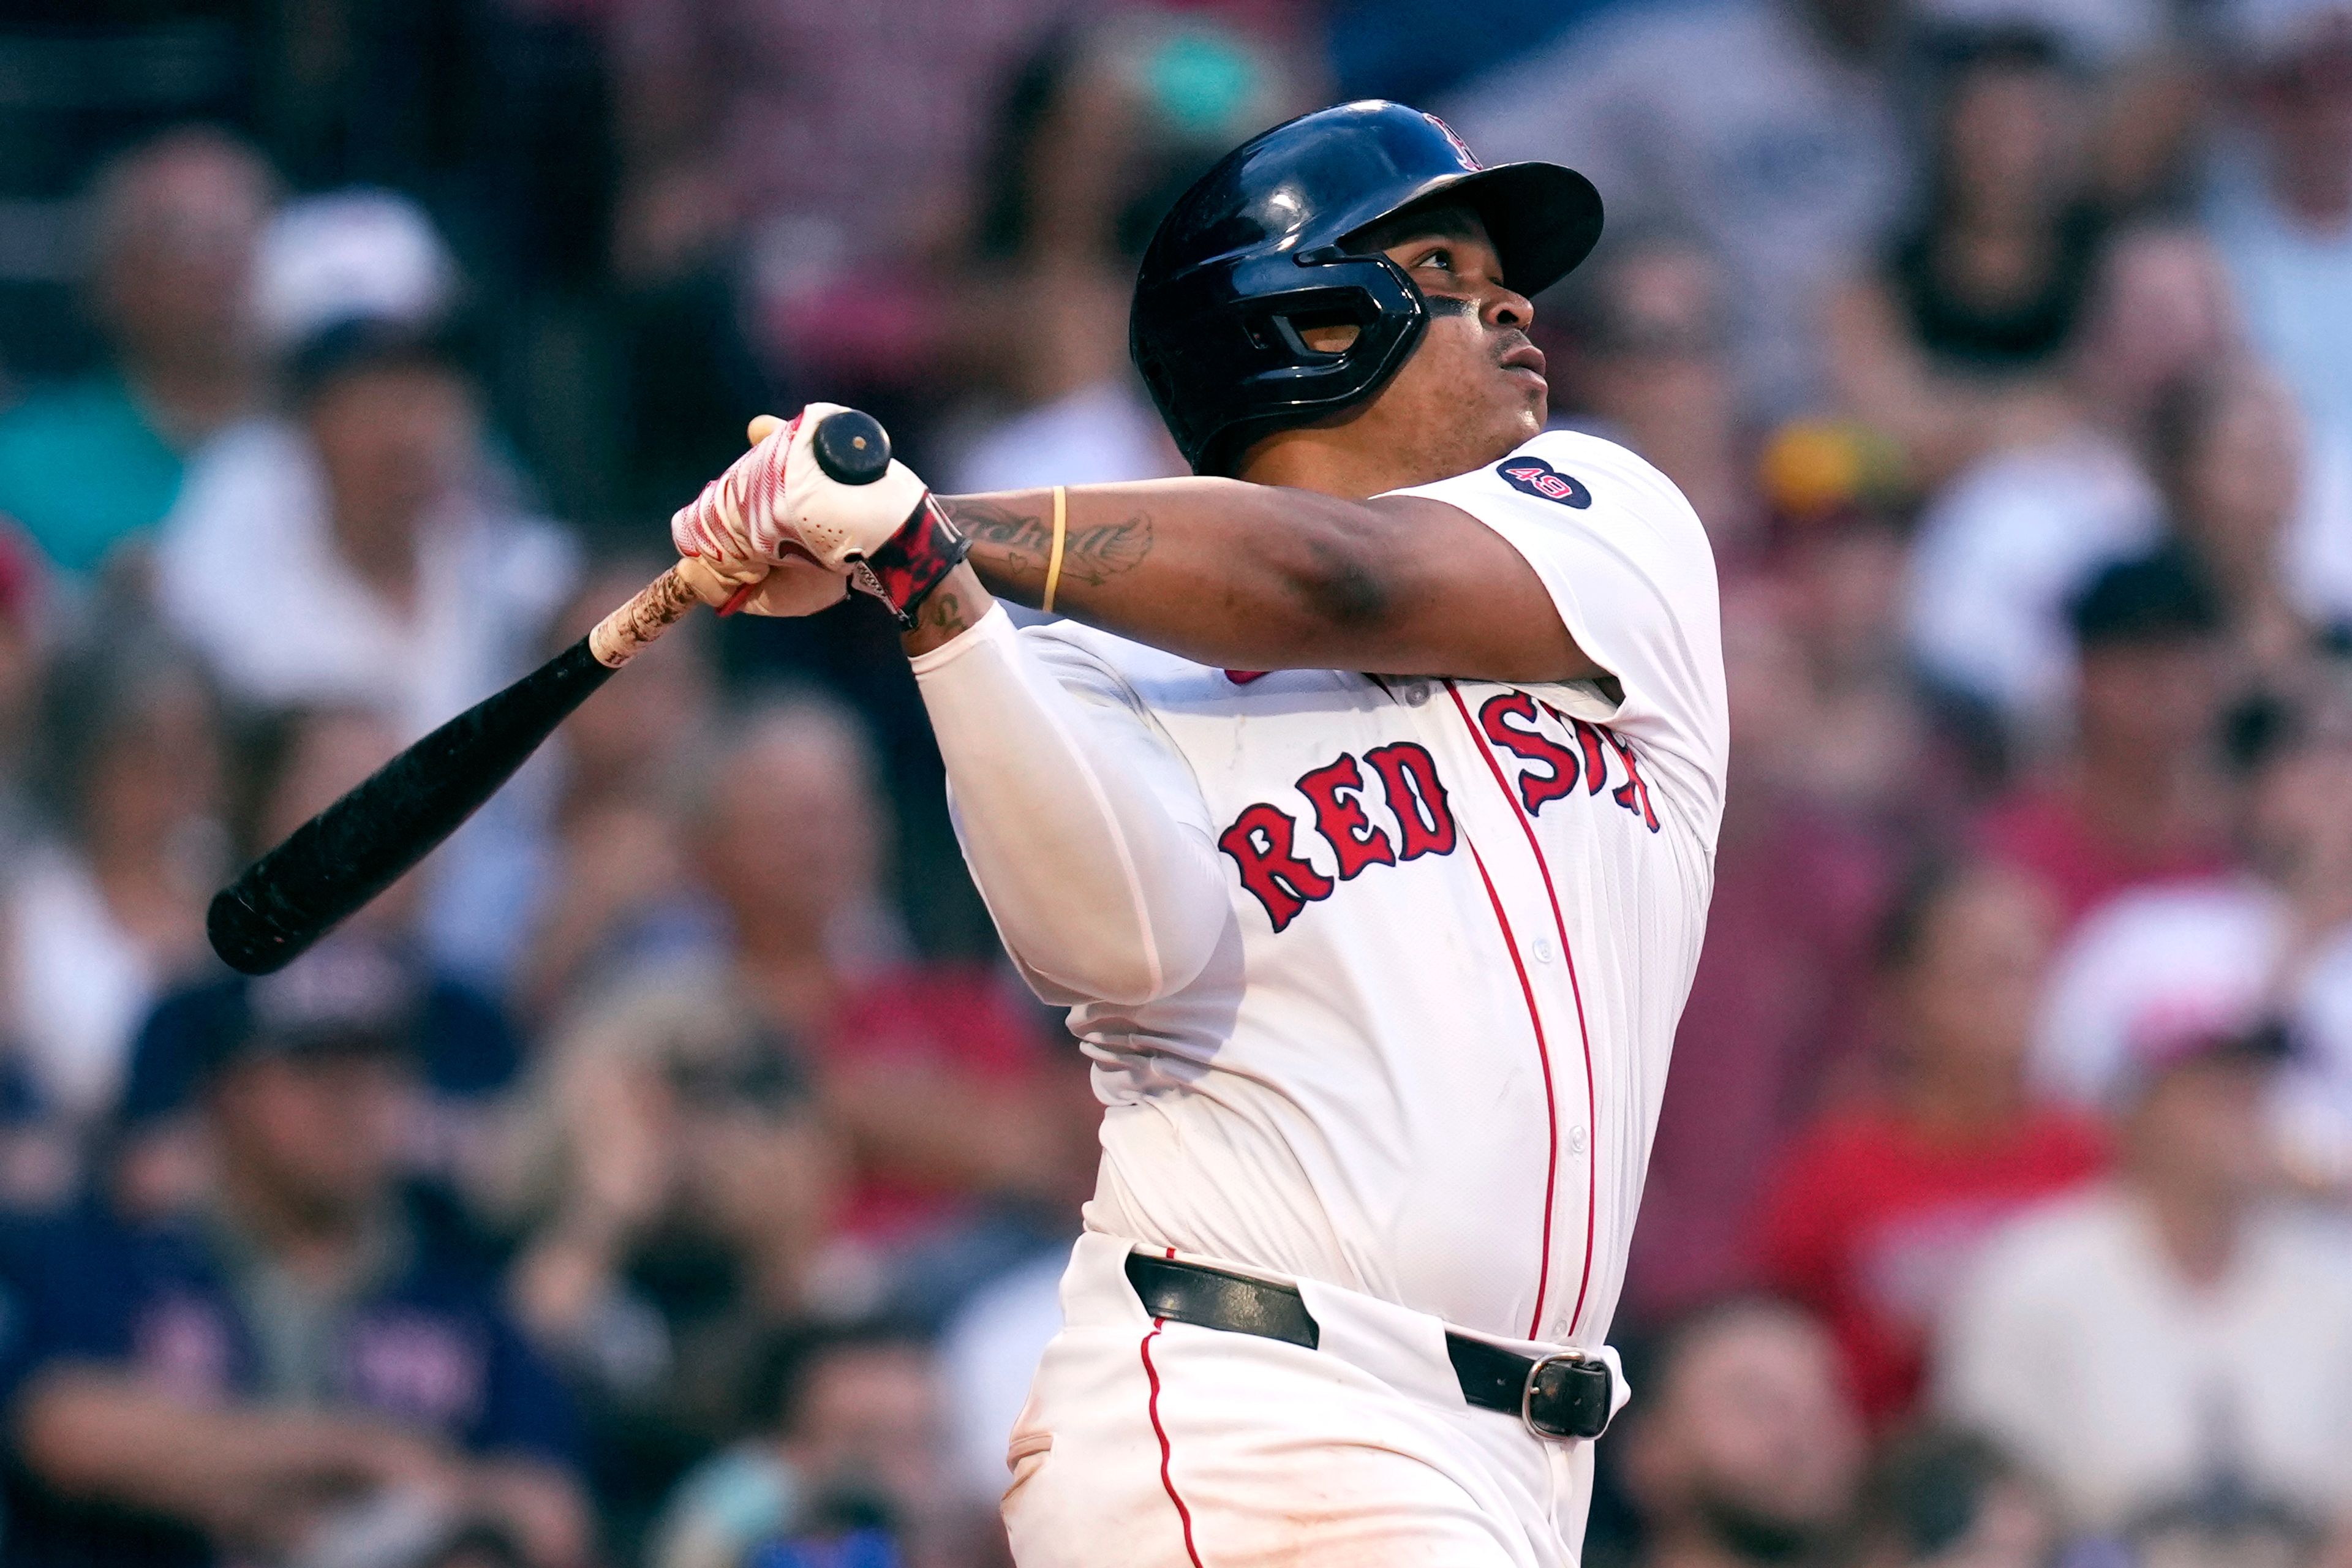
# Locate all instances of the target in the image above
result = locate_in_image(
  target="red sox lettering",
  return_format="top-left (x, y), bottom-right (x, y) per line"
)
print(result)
top-left (1219, 701), bottom-right (1659, 932)
top-left (1218, 741), bottom-right (1455, 932)
top-left (1477, 692), bottom-right (1659, 833)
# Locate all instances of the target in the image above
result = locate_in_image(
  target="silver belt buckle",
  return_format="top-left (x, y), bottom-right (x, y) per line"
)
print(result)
top-left (1521, 1349), bottom-right (1589, 1441)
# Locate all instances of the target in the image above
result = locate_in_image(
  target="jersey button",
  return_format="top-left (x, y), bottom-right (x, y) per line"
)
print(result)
top-left (1569, 1125), bottom-right (1588, 1153)
top-left (1533, 935), bottom-right (1556, 965)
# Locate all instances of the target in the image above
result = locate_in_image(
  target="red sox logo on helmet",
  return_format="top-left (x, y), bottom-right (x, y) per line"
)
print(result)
top-left (1425, 113), bottom-right (1480, 171)
top-left (1498, 456), bottom-right (1593, 509)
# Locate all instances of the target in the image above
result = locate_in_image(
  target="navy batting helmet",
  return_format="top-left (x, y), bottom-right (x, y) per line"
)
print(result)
top-left (1129, 100), bottom-right (1602, 476)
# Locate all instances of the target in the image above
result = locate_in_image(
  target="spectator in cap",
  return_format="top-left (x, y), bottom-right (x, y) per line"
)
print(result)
top-left (251, 190), bottom-right (463, 356)
top-left (2, 624), bottom-right (227, 1143)
top-left (153, 311), bottom-right (577, 740)
top-left (1755, 424), bottom-right (1949, 827)
top-left (2033, 693), bottom-right (2352, 1189)
top-left (115, 706), bottom-right (527, 1221)
top-left (1612, 1297), bottom-right (1869, 1568)
top-left (1757, 860), bottom-right (2105, 1426)
top-left (2207, 0), bottom-right (2352, 449)
top-left (1932, 1003), bottom-right (2352, 1532)
top-left (151, 192), bottom-right (578, 984)
top-left (0, 933), bottom-right (590, 1568)
top-left (1975, 549), bottom-right (2235, 928)
top-left (0, 128), bottom-right (275, 578)
top-left (209, 706), bottom-right (526, 1110)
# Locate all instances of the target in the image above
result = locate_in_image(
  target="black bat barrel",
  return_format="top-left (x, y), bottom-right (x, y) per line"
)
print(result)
top-left (206, 407), bottom-right (895, 977)
top-left (206, 640), bottom-right (617, 974)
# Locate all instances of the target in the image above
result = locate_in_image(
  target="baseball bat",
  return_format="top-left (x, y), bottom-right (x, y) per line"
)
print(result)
top-left (206, 409), bottom-right (893, 976)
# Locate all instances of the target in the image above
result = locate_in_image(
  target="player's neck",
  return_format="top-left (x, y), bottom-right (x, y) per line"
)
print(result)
top-left (1237, 427), bottom-right (1498, 499)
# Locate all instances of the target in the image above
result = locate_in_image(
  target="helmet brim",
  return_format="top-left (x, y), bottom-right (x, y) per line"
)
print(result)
top-left (1340, 160), bottom-right (1604, 300)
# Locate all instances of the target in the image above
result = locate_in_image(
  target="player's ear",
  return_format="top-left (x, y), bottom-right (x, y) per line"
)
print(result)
top-left (747, 413), bottom-right (788, 447)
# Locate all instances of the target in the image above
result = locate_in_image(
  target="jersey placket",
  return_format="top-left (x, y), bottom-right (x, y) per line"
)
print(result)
top-left (1420, 680), bottom-right (1604, 1345)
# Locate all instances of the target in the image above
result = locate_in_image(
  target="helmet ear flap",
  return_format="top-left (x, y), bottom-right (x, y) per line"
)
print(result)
top-left (1145, 250), bottom-right (1429, 475)
top-left (1257, 299), bottom-right (1373, 359)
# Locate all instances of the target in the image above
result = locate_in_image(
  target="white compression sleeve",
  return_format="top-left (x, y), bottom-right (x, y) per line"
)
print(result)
top-left (909, 605), bottom-right (1227, 1006)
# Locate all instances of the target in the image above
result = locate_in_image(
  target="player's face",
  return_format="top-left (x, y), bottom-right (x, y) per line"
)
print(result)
top-left (1277, 207), bottom-right (1544, 488)
top-left (1369, 211), bottom-right (1545, 475)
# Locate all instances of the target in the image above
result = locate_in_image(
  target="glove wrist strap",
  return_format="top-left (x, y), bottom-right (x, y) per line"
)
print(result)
top-left (851, 494), bottom-right (971, 629)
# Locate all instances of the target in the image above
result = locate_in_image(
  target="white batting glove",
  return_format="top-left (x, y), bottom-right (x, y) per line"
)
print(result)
top-left (669, 404), bottom-right (968, 627)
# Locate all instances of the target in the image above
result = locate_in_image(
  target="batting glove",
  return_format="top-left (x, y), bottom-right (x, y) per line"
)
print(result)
top-left (669, 404), bottom-right (968, 628)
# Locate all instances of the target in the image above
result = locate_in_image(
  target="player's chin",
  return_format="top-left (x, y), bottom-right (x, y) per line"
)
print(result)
top-left (1490, 368), bottom-right (1548, 436)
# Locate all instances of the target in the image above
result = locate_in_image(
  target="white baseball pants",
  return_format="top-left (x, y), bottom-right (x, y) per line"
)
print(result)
top-left (1001, 1233), bottom-right (1621, 1568)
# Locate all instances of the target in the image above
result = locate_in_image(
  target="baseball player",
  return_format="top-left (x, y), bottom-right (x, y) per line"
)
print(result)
top-left (669, 101), bottom-right (1726, 1568)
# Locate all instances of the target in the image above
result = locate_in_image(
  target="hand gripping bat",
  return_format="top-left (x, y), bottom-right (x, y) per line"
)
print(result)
top-left (206, 409), bottom-right (892, 975)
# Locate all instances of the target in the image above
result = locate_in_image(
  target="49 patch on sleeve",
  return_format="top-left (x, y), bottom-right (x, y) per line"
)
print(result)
top-left (1497, 456), bottom-right (1592, 509)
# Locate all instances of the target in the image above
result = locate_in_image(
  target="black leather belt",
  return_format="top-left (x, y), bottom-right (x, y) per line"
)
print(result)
top-left (1124, 1252), bottom-right (1615, 1441)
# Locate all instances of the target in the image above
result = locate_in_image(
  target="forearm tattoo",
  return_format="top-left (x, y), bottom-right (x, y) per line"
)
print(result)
top-left (941, 496), bottom-right (1153, 606)
top-left (903, 575), bottom-right (984, 647)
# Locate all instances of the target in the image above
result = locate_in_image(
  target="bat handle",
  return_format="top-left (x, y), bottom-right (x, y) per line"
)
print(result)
top-left (610, 410), bottom-right (892, 643)
top-left (587, 560), bottom-right (729, 668)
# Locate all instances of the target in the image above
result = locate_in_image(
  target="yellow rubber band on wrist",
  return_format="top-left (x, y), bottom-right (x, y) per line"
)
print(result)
top-left (1041, 484), bottom-right (1068, 614)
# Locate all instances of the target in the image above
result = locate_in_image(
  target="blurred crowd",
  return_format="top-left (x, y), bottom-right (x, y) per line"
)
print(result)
top-left (1, 0), bottom-right (2351, 1566)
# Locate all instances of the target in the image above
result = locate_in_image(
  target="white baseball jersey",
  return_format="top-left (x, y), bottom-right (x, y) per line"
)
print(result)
top-left (912, 428), bottom-right (1724, 1566)
top-left (938, 428), bottom-right (1727, 1349)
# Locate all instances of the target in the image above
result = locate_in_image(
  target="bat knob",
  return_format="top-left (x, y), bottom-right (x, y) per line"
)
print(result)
top-left (812, 410), bottom-right (892, 486)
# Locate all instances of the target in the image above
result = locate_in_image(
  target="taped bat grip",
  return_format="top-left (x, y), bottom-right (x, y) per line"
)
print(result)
top-left (592, 564), bottom-right (707, 665)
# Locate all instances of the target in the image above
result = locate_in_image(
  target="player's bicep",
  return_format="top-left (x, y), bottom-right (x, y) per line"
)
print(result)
top-left (1022, 634), bottom-right (1221, 843)
top-left (924, 622), bottom-right (1227, 1006)
top-left (1354, 494), bottom-right (1604, 685)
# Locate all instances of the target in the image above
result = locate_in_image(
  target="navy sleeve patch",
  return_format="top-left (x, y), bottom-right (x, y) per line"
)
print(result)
top-left (1497, 456), bottom-right (1592, 509)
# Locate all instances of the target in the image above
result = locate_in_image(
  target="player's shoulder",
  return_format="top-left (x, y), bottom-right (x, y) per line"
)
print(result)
top-left (1409, 428), bottom-right (1708, 543)
top-left (1517, 428), bottom-right (1692, 505)
top-left (1020, 614), bottom-right (1171, 669)
top-left (1017, 614), bottom-right (1213, 698)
